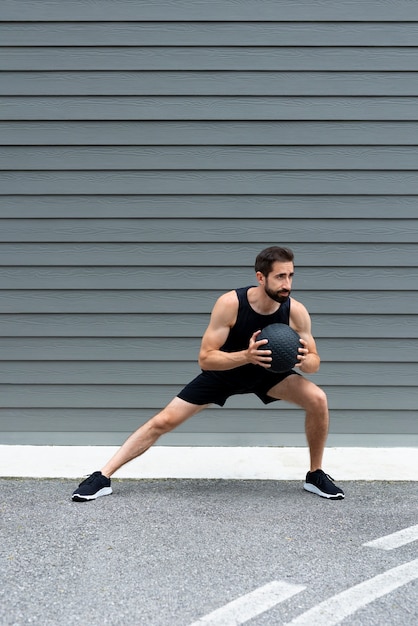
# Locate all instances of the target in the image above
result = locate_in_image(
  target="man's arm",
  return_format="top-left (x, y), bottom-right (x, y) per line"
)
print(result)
top-left (198, 291), bottom-right (272, 371)
top-left (290, 299), bottom-right (321, 374)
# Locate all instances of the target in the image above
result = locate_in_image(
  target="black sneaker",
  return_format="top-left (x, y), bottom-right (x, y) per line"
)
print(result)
top-left (303, 469), bottom-right (345, 500)
top-left (72, 471), bottom-right (112, 502)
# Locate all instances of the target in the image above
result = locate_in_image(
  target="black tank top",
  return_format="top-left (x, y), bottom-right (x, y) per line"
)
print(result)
top-left (221, 286), bottom-right (291, 353)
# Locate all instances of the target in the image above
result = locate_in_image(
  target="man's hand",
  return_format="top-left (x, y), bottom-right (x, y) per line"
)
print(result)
top-left (295, 337), bottom-right (309, 367)
top-left (246, 330), bottom-right (272, 368)
top-left (295, 337), bottom-right (320, 373)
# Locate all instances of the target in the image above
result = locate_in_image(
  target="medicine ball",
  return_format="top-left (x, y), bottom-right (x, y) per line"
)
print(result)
top-left (258, 323), bottom-right (301, 373)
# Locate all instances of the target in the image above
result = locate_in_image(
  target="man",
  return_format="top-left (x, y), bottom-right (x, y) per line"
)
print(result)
top-left (72, 246), bottom-right (344, 501)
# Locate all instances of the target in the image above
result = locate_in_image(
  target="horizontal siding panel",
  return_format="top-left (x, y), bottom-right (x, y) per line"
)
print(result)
top-left (2, 96), bottom-right (418, 121)
top-left (1, 290), bottom-right (417, 315)
top-left (3, 121), bottom-right (418, 146)
top-left (4, 71), bottom-right (418, 97)
top-left (5, 146), bottom-right (418, 170)
top-left (300, 291), bottom-right (418, 314)
top-left (1, 195), bottom-right (418, 218)
top-left (1, 243), bottom-right (417, 267)
top-left (0, 337), bottom-right (200, 361)
top-left (2, 22), bottom-right (418, 46)
top-left (0, 384), bottom-right (416, 410)
top-left (0, 408), bottom-right (303, 433)
top-left (1, 218), bottom-right (417, 243)
top-left (0, 360), bottom-right (199, 384)
top-left (0, 314), bottom-right (415, 338)
top-left (0, 266), bottom-right (416, 291)
top-left (0, 313), bottom-right (208, 337)
top-left (2, 410), bottom-right (416, 437)
top-left (0, 405), bottom-right (418, 436)
top-left (0, 361), bottom-right (414, 385)
top-left (14, 70), bottom-right (418, 96)
top-left (69, 410), bottom-right (409, 435)
top-left (0, 337), bottom-right (415, 363)
top-left (4, 47), bottom-right (418, 70)
top-left (2, 1), bottom-right (418, 21)
top-left (0, 289), bottom-right (216, 313)
top-left (3, 171), bottom-right (418, 195)
top-left (0, 266), bottom-right (252, 289)
top-left (3, 432), bottom-right (416, 445)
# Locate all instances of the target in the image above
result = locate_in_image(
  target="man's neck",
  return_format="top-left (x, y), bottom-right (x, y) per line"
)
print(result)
top-left (247, 286), bottom-right (281, 315)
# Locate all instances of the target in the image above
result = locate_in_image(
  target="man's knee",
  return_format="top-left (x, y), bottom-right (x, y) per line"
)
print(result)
top-left (307, 386), bottom-right (328, 413)
top-left (151, 410), bottom-right (180, 435)
top-left (150, 399), bottom-right (197, 435)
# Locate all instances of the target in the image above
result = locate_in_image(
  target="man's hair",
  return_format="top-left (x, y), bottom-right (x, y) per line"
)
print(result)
top-left (254, 246), bottom-right (294, 276)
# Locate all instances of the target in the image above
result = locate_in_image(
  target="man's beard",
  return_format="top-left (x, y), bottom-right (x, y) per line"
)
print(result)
top-left (264, 286), bottom-right (291, 304)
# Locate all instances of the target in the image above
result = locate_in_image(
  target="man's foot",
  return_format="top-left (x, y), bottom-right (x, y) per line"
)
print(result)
top-left (72, 471), bottom-right (112, 502)
top-left (303, 469), bottom-right (345, 500)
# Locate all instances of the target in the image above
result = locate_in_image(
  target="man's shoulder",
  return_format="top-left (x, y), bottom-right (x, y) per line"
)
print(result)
top-left (219, 285), bottom-right (256, 304)
top-left (289, 297), bottom-right (310, 318)
top-left (216, 289), bottom-right (240, 306)
top-left (209, 289), bottom-right (240, 327)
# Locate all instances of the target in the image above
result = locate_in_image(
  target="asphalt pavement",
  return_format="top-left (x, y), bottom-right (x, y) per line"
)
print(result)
top-left (1, 478), bottom-right (417, 626)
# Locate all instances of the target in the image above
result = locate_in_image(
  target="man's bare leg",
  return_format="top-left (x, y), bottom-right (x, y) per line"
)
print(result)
top-left (268, 374), bottom-right (344, 499)
top-left (101, 397), bottom-right (207, 477)
top-left (268, 374), bottom-right (329, 471)
top-left (72, 398), bottom-right (206, 500)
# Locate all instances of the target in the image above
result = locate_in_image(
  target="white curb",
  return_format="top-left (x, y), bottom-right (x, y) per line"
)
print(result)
top-left (0, 445), bottom-right (416, 480)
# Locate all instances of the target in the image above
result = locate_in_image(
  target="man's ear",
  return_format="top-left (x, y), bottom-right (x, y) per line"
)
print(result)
top-left (255, 271), bottom-right (265, 286)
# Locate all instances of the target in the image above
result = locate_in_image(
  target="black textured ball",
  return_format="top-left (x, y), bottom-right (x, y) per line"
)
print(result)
top-left (258, 323), bottom-right (301, 373)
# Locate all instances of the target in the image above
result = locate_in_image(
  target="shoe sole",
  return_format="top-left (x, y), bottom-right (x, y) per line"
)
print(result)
top-left (303, 482), bottom-right (344, 500)
top-left (72, 487), bottom-right (113, 502)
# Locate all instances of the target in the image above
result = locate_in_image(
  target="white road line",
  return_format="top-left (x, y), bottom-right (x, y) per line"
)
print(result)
top-left (363, 524), bottom-right (418, 551)
top-left (285, 558), bottom-right (418, 626)
top-left (188, 580), bottom-right (305, 626)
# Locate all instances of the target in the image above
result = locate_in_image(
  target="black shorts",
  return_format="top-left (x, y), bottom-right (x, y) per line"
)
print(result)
top-left (177, 367), bottom-right (299, 407)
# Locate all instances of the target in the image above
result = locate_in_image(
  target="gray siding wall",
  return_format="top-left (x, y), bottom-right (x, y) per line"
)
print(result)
top-left (1, 1), bottom-right (417, 446)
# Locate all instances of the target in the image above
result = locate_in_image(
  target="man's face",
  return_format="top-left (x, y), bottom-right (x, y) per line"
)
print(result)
top-left (261, 261), bottom-right (294, 303)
